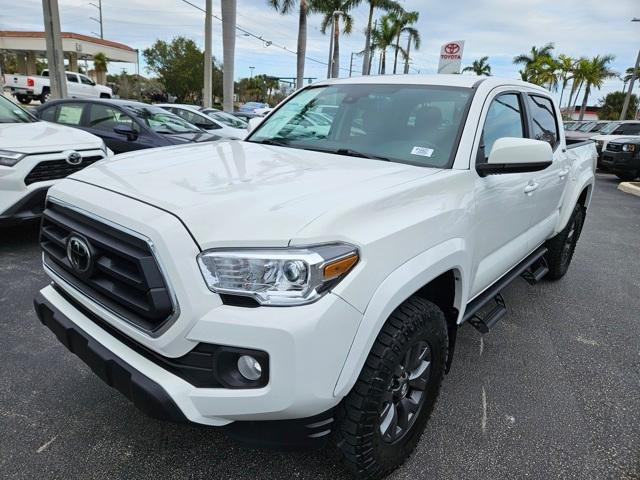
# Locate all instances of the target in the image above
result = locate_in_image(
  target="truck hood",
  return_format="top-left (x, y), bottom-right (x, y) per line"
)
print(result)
top-left (0, 121), bottom-right (103, 153)
top-left (70, 140), bottom-right (438, 249)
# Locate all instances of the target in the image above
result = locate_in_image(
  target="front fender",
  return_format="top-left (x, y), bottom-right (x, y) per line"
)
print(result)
top-left (333, 238), bottom-right (470, 398)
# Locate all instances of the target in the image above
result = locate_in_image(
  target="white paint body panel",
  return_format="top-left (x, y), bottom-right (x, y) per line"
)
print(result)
top-left (40, 75), bottom-right (596, 423)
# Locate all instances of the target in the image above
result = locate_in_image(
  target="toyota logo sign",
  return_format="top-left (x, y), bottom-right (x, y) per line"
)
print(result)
top-left (65, 150), bottom-right (82, 166)
top-left (66, 235), bottom-right (93, 275)
top-left (444, 43), bottom-right (460, 55)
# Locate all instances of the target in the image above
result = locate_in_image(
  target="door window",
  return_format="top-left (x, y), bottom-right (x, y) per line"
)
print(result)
top-left (55, 103), bottom-right (84, 125)
top-left (88, 104), bottom-right (137, 132)
top-left (615, 123), bottom-right (640, 135)
top-left (173, 108), bottom-right (218, 129)
top-left (480, 93), bottom-right (525, 159)
top-left (65, 73), bottom-right (78, 83)
top-left (80, 75), bottom-right (94, 86)
top-left (39, 106), bottom-right (57, 121)
top-left (528, 95), bottom-right (559, 149)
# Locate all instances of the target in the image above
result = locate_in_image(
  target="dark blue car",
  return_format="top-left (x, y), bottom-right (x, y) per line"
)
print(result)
top-left (35, 98), bottom-right (220, 154)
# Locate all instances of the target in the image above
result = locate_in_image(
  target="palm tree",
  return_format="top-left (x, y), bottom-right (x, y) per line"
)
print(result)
top-left (221, 0), bottom-right (236, 112)
top-left (402, 21), bottom-right (420, 74)
top-left (313, 0), bottom-right (360, 78)
top-left (390, 10), bottom-right (419, 74)
top-left (529, 56), bottom-right (560, 90)
top-left (577, 54), bottom-right (617, 120)
top-left (556, 54), bottom-right (575, 108)
top-left (623, 66), bottom-right (640, 93)
top-left (360, 0), bottom-right (402, 75)
top-left (566, 56), bottom-right (588, 117)
top-left (268, 0), bottom-right (309, 89)
top-left (462, 56), bottom-right (491, 76)
top-left (93, 52), bottom-right (108, 85)
top-left (513, 43), bottom-right (554, 82)
top-left (371, 14), bottom-right (400, 74)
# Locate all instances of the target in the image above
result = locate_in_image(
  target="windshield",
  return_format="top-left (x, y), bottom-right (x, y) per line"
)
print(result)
top-left (0, 95), bottom-right (37, 123)
top-left (124, 105), bottom-right (201, 134)
top-left (577, 121), bottom-right (598, 132)
top-left (247, 84), bottom-right (473, 168)
top-left (598, 122), bottom-right (620, 135)
top-left (204, 109), bottom-right (247, 129)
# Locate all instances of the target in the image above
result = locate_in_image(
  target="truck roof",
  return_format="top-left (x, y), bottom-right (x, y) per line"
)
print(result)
top-left (314, 74), bottom-right (549, 93)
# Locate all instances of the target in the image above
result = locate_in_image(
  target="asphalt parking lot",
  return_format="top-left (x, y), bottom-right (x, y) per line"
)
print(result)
top-left (0, 173), bottom-right (638, 480)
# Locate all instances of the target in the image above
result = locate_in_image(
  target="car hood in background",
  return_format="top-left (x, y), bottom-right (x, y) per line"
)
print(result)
top-left (69, 140), bottom-right (438, 249)
top-left (0, 121), bottom-right (104, 153)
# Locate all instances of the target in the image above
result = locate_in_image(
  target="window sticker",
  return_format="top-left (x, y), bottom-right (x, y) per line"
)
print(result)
top-left (411, 146), bottom-right (434, 157)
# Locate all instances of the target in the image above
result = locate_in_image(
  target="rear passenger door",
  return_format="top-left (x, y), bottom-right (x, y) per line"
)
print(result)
top-left (523, 93), bottom-right (568, 249)
top-left (65, 73), bottom-right (83, 98)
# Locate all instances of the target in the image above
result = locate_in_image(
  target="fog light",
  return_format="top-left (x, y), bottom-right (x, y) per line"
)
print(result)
top-left (237, 355), bottom-right (262, 381)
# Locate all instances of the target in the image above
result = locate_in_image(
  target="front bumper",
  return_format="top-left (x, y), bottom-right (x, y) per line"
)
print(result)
top-left (601, 151), bottom-right (640, 173)
top-left (0, 186), bottom-right (49, 226)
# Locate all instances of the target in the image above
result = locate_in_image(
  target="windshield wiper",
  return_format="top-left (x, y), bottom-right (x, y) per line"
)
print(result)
top-left (256, 138), bottom-right (290, 147)
top-left (334, 148), bottom-right (391, 162)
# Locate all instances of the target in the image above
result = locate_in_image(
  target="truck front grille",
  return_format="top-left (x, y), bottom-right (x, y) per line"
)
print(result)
top-left (606, 143), bottom-right (623, 153)
top-left (40, 201), bottom-right (176, 333)
top-left (25, 155), bottom-right (104, 185)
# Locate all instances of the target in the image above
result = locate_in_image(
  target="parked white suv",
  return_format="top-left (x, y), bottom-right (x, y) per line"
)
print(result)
top-left (3, 70), bottom-right (113, 104)
top-left (0, 95), bottom-right (108, 226)
top-left (34, 76), bottom-right (596, 478)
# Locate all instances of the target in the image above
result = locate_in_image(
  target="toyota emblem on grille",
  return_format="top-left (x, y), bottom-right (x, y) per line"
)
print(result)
top-left (64, 150), bottom-right (82, 166)
top-left (66, 235), bottom-right (92, 274)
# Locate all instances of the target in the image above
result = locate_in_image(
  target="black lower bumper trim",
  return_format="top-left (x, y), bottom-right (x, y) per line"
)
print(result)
top-left (34, 292), bottom-right (188, 423)
top-left (0, 187), bottom-right (49, 226)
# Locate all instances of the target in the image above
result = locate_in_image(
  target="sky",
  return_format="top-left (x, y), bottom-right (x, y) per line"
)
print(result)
top-left (1, 0), bottom-right (638, 105)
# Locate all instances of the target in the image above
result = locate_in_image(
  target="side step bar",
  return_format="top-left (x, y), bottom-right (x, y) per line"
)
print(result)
top-left (463, 246), bottom-right (548, 333)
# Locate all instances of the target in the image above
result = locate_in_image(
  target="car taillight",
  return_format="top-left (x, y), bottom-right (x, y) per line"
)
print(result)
top-left (27, 78), bottom-right (34, 87)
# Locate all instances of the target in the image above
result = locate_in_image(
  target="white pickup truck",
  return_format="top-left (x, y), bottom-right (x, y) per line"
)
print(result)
top-left (3, 70), bottom-right (112, 105)
top-left (34, 75), bottom-right (596, 479)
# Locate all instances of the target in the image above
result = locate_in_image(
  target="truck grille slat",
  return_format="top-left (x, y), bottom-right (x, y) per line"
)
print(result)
top-left (25, 156), bottom-right (104, 185)
top-left (40, 202), bottom-right (175, 332)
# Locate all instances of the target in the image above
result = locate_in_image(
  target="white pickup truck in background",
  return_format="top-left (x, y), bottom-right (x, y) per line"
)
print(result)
top-left (34, 75), bottom-right (596, 479)
top-left (3, 70), bottom-right (113, 104)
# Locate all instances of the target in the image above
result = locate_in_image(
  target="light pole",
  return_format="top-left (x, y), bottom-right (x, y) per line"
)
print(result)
top-left (620, 17), bottom-right (640, 120)
top-left (203, 0), bottom-right (213, 108)
top-left (89, 0), bottom-right (103, 39)
top-left (326, 10), bottom-right (342, 79)
top-left (249, 66), bottom-right (255, 79)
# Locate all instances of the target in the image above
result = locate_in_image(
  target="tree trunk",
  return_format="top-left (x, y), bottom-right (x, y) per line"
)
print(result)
top-left (558, 79), bottom-right (567, 109)
top-left (362, 4), bottom-right (374, 75)
top-left (381, 50), bottom-right (386, 75)
top-left (332, 17), bottom-right (340, 78)
top-left (221, 0), bottom-right (236, 112)
top-left (578, 83), bottom-right (590, 121)
top-left (403, 36), bottom-right (411, 74)
top-left (296, 0), bottom-right (307, 89)
top-left (392, 32), bottom-right (401, 74)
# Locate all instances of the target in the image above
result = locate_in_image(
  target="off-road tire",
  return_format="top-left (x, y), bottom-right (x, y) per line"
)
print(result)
top-left (39, 88), bottom-right (50, 104)
top-left (544, 203), bottom-right (585, 280)
top-left (615, 171), bottom-right (639, 181)
top-left (334, 296), bottom-right (448, 479)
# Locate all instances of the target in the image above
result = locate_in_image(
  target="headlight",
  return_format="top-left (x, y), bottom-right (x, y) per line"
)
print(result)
top-left (197, 243), bottom-right (359, 306)
top-left (0, 150), bottom-right (26, 167)
top-left (622, 144), bottom-right (636, 152)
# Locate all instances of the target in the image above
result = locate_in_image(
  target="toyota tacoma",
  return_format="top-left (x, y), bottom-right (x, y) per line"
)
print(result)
top-left (34, 76), bottom-right (596, 479)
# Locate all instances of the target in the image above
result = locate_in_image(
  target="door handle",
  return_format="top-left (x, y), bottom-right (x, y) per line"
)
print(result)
top-left (524, 182), bottom-right (539, 194)
top-left (558, 168), bottom-right (570, 179)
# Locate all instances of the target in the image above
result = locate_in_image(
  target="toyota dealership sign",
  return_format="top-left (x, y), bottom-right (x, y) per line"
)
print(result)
top-left (438, 40), bottom-right (465, 74)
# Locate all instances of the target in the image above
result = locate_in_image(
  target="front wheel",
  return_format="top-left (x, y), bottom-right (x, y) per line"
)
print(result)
top-left (39, 89), bottom-right (50, 103)
top-left (334, 296), bottom-right (448, 479)
top-left (544, 203), bottom-right (585, 280)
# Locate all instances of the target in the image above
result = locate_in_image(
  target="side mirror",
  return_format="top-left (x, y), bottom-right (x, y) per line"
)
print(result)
top-left (477, 137), bottom-right (552, 176)
top-left (247, 117), bottom-right (263, 133)
top-left (113, 124), bottom-right (138, 141)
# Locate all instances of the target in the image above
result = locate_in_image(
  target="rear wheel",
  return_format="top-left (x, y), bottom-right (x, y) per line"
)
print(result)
top-left (334, 296), bottom-right (448, 479)
top-left (16, 94), bottom-right (31, 105)
top-left (544, 203), bottom-right (585, 280)
top-left (39, 88), bottom-right (50, 104)
top-left (615, 171), bottom-right (639, 181)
